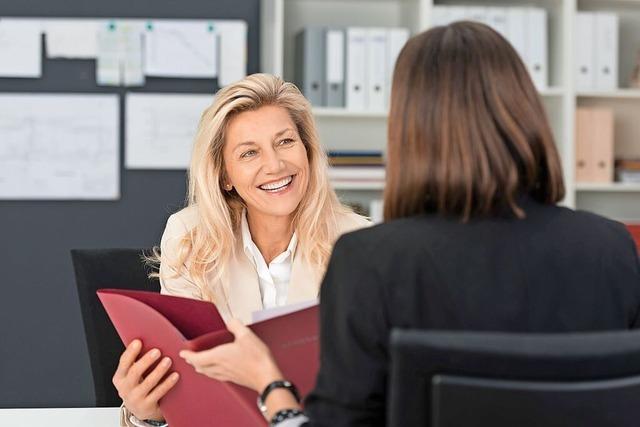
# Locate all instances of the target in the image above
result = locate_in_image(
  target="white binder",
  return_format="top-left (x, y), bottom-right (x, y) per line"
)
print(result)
top-left (506, 7), bottom-right (528, 65)
top-left (325, 28), bottom-right (345, 107)
top-left (595, 12), bottom-right (618, 91)
top-left (448, 6), bottom-right (467, 24)
top-left (465, 6), bottom-right (489, 26)
top-left (431, 6), bottom-right (449, 27)
top-left (346, 27), bottom-right (368, 111)
top-left (366, 28), bottom-right (388, 112)
top-left (386, 28), bottom-right (409, 107)
top-left (575, 12), bottom-right (596, 91)
top-left (487, 7), bottom-right (509, 39)
top-left (526, 7), bottom-right (548, 89)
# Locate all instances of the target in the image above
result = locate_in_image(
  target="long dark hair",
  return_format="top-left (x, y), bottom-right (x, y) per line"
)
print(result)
top-left (384, 21), bottom-right (565, 221)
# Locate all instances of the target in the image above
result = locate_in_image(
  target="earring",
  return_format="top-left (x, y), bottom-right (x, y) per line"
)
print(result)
top-left (225, 183), bottom-right (233, 191)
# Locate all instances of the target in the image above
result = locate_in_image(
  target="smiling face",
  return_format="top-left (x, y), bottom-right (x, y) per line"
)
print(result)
top-left (223, 105), bottom-right (310, 222)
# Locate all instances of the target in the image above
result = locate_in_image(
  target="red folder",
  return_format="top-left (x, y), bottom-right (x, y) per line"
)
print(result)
top-left (97, 289), bottom-right (319, 427)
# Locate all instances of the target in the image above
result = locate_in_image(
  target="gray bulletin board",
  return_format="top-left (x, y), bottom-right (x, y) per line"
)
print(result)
top-left (0, 0), bottom-right (259, 407)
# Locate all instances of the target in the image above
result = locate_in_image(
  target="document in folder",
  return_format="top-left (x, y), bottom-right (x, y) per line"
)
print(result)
top-left (97, 289), bottom-right (319, 427)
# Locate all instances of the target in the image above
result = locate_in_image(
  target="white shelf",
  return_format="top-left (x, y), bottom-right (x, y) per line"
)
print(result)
top-left (260, 0), bottom-right (640, 218)
top-left (576, 183), bottom-right (640, 192)
top-left (577, 89), bottom-right (640, 99)
top-left (331, 180), bottom-right (385, 190)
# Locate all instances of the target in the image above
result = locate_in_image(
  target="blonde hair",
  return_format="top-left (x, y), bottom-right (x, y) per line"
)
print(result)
top-left (155, 74), bottom-right (352, 302)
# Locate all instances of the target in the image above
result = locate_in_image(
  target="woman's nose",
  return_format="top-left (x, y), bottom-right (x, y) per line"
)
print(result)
top-left (262, 148), bottom-right (284, 174)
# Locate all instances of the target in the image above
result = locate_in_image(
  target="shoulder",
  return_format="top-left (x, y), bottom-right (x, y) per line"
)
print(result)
top-left (164, 205), bottom-right (199, 237)
top-left (552, 205), bottom-right (633, 248)
top-left (336, 211), bottom-right (373, 235)
top-left (332, 216), bottom-right (423, 267)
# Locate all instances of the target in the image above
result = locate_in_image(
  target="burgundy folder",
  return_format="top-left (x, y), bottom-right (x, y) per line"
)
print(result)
top-left (97, 289), bottom-right (319, 427)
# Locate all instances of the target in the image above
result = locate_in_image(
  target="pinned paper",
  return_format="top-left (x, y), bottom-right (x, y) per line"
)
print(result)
top-left (96, 21), bottom-right (144, 87)
top-left (0, 19), bottom-right (42, 78)
top-left (0, 94), bottom-right (120, 200)
top-left (143, 21), bottom-right (218, 78)
top-left (215, 20), bottom-right (248, 85)
top-left (43, 19), bottom-right (100, 59)
top-left (96, 21), bottom-right (121, 86)
top-left (126, 93), bottom-right (213, 169)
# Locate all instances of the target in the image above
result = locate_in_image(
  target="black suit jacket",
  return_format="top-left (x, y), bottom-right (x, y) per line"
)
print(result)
top-left (305, 198), bottom-right (640, 426)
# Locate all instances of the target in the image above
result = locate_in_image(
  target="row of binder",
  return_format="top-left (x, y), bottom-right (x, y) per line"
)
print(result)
top-left (295, 27), bottom-right (409, 111)
top-left (575, 107), bottom-right (614, 184)
top-left (431, 6), bottom-right (548, 90)
top-left (575, 12), bottom-right (618, 91)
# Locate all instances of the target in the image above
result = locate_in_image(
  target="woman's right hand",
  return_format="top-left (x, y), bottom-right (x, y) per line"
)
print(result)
top-left (112, 339), bottom-right (180, 422)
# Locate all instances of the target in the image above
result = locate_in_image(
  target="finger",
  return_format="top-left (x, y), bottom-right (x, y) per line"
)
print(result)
top-left (114, 340), bottom-right (142, 380)
top-left (180, 345), bottom-right (229, 368)
top-left (128, 348), bottom-right (162, 380)
top-left (146, 372), bottom-right (180, 403)
top-left (138, 357), bottom-right (173, 395)
top-left (226, 318), bottom-right (249, 337)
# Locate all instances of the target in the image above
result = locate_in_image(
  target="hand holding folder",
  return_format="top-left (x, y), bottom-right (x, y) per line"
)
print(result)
top-left (97, 289), bottom-right (319, 427)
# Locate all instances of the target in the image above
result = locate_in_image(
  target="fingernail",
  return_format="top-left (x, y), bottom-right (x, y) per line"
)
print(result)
top-left (171, 372), bottom-right (180, 380)
top-left (151, 349), bottom-right (160, 358)
top-left (178, 351), bottom-right (186, 358)
top-left (132, 340), bottom-right (141, 348)
top-left (162, 357), bottom-right (172, 367)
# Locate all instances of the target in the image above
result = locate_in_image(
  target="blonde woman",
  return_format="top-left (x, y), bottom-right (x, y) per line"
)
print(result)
top-left (113, 74), bottom-right (370, 427)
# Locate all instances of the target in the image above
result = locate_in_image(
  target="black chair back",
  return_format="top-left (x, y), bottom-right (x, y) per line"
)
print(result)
top-left (388, 329), bottom-right (640, 427)
top-left (71, 248), bottom-right (160, 407)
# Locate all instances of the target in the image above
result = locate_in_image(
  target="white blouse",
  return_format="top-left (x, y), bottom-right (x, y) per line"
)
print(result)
top-left (240, 211), bottom-right (297, 309)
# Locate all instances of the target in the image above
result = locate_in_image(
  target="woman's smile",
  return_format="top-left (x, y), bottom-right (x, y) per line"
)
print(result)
top-left (258, 175), bottom-right (295, 193)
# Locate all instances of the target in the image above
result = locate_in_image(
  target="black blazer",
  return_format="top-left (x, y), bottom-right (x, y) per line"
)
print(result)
top-left (305, 198), bottom-right (640, 426)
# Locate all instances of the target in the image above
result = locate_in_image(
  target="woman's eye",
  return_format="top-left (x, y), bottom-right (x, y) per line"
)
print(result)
top-left (279, 138), bottom-right (294, 146)
top-left (240, 150), bottom-right (257, 158)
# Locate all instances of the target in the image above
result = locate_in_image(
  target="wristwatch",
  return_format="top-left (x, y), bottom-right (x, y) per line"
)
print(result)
top-left (257, 380), bottom-right (301, 420)
top-left (128, 414), bottom-right (168, 427)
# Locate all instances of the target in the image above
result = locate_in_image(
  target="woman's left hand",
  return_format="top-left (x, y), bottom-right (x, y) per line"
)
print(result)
top-left (179, 318), bottom-right (283, 393)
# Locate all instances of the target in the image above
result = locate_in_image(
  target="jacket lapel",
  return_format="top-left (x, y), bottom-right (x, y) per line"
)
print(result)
top-left (286, 253), bottom-right (321, 304)
top-left (223, 247), bottom-right (263, 324)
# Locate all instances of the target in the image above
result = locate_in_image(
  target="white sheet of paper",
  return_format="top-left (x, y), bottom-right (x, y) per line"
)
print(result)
top-left (126, 93), bottom-right (213, 169)
top-left (0, 19), bottom-right (42, 78)
top-left (95, 21), bottom-right (145, 87)
top-left (251, 299), bottom-right (319, 324)
top-left (144, 21), bottom-right (218, 78)
top-left (121, 24), bottom-right (145, 87)
top-left (96, 22), bottom-right (122, 86)
top-left (43, 19), bottom-right (101, 59)
top-left (0, 94), bottom-right (119, 200)
top-left (215, 20), bottom-right (247, 86)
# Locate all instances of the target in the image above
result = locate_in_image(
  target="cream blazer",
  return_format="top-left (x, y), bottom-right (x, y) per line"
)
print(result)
top-left (158, 206), bottom-right (371, 324)
top-left (120, 207), bottom-right (371, 427)
top-left (120, 207), bottom-right (370, 426)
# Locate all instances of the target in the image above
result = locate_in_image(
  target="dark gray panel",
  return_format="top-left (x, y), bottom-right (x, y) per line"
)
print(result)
top-left (0, 0), bottom-right (259, 407)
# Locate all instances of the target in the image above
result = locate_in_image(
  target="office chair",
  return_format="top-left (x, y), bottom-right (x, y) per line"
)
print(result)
top-left (71, 248), bottom-right (160, 407)
top-left (388, 328), bottom-right (640, 427)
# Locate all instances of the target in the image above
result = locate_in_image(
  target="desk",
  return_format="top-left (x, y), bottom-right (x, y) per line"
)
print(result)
top-left (0, 407), bottom-right (120, 426)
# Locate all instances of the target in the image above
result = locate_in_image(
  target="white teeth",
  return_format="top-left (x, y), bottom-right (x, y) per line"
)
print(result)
top-left (259, 176), bottom-right (293, 191)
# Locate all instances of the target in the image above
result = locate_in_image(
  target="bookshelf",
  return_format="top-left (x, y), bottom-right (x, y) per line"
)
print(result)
top-left (261, 0), bottom-right (640, 220)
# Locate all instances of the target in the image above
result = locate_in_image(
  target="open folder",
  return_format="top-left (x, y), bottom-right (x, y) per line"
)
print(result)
top-left (97, 289), bottom-right (319, 427)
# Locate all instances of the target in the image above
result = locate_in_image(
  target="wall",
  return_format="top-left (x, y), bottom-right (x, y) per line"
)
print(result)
top-left (0, 0), bottom-right (259, 406)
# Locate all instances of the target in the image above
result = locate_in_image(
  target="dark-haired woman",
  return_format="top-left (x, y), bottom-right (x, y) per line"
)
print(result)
top-left (180, 21), bottom-right (640, 426)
